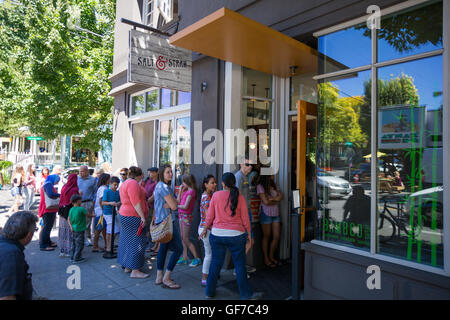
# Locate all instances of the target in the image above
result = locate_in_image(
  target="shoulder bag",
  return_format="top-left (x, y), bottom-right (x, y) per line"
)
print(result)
top-left (44, 191), bottom-right (60, 211)
top-left (150, 214), bottom-right (173, 244)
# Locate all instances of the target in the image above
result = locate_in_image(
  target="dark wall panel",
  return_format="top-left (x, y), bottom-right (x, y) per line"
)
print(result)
top-left (303, 243), bottom-right (450, 300)
top-left (188, 56), bottom-right (224, 256)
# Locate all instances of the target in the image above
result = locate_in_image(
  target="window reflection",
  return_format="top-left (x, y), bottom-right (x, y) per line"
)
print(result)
top-left (131, 94), bottom-right (145, 115)
top-left (377, 1), bottom-right (443, 62)
top-left (377, 55), bottom-right (443, 267)
top-left (318, 23), bottom-right (372, 73)
top-left (317, 70), bottom-right (371, 250)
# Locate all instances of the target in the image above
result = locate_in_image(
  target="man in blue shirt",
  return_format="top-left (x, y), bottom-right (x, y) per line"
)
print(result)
top-left (0, 211), bottom-right (38, 300)
top-left (77, 165), bottom-right (97, 246)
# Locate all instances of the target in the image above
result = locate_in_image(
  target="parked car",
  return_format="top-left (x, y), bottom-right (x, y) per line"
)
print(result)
top-left (318, 170), bottom-right (352, 198)
top-left (405, 185), bottom-right (443, 229)
top-left (61, 166), bottom-right (95, 180)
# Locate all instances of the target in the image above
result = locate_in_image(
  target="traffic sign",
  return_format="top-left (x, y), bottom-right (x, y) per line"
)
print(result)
top-left (27, 136), bottom-right (45, 141)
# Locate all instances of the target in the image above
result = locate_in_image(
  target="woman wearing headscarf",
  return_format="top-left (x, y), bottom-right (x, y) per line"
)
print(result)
top-left (39, 174), bottom-right (60, 251)
top-left (58, 173), bottom-right (80, 257)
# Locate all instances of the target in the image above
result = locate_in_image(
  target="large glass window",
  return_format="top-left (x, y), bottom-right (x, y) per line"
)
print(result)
top-left (159, 119), bottom-right (173, 165)
top-left (317, 70), bottom-right (372, 250)
top-left (376, 56), bottom-right (443, 267)
top-left (318, 23), bottom-right (372, 74)
top-left (131, 94), bottom-right (145, 115)
top-left (316, 0), bottom-right (444, 268)
top-left (378, 0), bottom-right (443, 62)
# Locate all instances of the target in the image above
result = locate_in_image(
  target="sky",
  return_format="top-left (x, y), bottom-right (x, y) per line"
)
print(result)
top-left (319, 25), bottom-right (443, 110)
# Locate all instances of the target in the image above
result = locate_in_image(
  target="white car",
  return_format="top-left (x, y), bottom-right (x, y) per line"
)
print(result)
top-left (318, 170), bottom-right (352, 198)
top-left (405, 186), bottom-right (443, 229)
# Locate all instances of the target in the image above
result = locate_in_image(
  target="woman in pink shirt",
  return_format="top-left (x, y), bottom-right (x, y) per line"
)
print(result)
top-left (117, 166), bottom-right (149, 279)
top-left (199, 173), bottom-right (262, 300)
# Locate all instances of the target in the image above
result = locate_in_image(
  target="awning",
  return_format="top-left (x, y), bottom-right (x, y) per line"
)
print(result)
top-left (169, 8), bottom-right (318, 78)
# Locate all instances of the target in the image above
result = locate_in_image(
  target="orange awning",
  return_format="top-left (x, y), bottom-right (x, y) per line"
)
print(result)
top-left (169, 8), bottom-right (318, 78)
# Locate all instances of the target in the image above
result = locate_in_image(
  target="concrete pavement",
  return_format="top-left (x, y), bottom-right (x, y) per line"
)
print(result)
top-left (0, 189), bottom-right (243, 300)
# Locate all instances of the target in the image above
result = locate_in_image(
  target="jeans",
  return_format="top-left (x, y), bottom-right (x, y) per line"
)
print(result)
top-left (71, 231), bottom-right (85, 261)
top-left (206, 233), bottom-right (253, 300)
top-left (40, 212), bottom-right (56, 249)
top-left (156, 220), bottom-right (183, 272)
top-left (198, 227), bottom-right (212, 275)
top-left (23, 187), bottom-right (35, 211)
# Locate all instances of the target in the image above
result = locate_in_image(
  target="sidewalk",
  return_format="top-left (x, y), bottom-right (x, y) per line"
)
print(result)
top-left (0, 190), bottom-right (243, 300)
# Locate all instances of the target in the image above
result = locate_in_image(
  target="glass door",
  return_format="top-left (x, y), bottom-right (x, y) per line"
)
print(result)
top-left (158, 119), bottom-right (173, 166)
top-left (174, 116), bottom-right (191, 195)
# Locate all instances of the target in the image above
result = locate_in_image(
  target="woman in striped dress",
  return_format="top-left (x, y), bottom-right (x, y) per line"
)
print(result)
top-left (117, 166), bottom-right (149, 279)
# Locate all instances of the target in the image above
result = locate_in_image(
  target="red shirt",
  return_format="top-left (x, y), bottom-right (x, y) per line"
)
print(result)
top-left (119, 179), bottom-right (149, 218)
top-left (205, 191), bottom-right (251, 235)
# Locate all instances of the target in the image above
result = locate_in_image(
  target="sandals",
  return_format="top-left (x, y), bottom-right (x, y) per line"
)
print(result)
top-left (265, 262), bottom-right (277, 268)
top-left (161, 280), bottom-right (181, 289)
top-left (155, 278), bottom-right (174, 286)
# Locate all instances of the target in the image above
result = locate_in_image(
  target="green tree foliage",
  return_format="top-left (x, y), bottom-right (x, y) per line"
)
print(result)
top-left (356, 1), bottom-right (442, 53)
top-left (0, 0), bottom-right (115, 156)
top-left (318, 82), bottom-right (368, 148)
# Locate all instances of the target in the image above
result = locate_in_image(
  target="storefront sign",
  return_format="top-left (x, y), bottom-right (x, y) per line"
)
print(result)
top-left (128, 30), bottom-right (192, 92)
top-left (378, 106), bottom-right (426, 149)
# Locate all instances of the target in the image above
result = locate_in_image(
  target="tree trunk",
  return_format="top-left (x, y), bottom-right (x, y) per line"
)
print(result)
top-left (88, 149), bottom-right (96, 167)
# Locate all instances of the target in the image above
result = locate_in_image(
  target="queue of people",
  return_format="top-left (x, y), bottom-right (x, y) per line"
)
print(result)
top-left (2, 159), bottom-right (284, 300)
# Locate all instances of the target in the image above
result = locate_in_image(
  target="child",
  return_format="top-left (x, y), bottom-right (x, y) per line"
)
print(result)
top-left (102, 176), bottom-right (121, 253)
top-left (176, 174), bottom-right (201, 267)
top-left (198, 175), bottom-right (217, 286)
top-left (68, 194), bottom-right (87, 263)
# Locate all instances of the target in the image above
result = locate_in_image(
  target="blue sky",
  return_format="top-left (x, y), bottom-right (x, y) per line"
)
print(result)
top-left (320, 27), bottom-right (443, 110)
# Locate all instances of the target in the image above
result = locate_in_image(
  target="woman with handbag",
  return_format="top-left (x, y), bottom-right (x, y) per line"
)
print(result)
top-left (58, 173), bottom-right (80, 257)
top-left (39, 174), bottom-right (60, 251)
top-left (117, 166), bottom-right (149, 279)
top-left (153, 164), bottom-right (183, 289)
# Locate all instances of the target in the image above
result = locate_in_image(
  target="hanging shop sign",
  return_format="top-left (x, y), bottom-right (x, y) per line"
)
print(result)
top-left (128, 30), bottom-right (192, 92)
top-left (378, 105), bottom-right (426, 150)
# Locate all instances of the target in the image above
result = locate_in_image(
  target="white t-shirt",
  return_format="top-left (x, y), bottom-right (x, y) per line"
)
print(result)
top-left (94, 185), bottom-right (107, 217)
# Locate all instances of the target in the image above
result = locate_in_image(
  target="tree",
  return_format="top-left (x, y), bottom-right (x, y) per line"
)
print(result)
top-left (318, 82), bottom-right (368, 148)
top-left (356, 1), bottom-right (442, 53)
top-left (0, 0), bottom-right (115, 166)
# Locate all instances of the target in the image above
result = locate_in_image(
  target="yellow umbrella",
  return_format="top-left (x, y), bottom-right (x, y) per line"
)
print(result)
top-left (363, 152), bottom-right (388, 159)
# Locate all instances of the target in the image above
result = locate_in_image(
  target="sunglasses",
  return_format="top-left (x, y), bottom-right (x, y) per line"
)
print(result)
top-left (120, 173), bottom-right (127, 176)
top-left (245, 163), bottom-right (253, 167)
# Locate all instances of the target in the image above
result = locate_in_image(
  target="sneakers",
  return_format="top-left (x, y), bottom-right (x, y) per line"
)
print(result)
top-left (176, 258), bottom-right (190, 265)
top-left (59, 252), bottom-right (71, 258)
top-left (71, 258), bottom-right (86, 264)
top-left (189, 258), bottom-right (202, 267)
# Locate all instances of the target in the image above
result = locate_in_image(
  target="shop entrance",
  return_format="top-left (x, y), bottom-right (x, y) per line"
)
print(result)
top-left (289, 100), bottom-right (317, 297)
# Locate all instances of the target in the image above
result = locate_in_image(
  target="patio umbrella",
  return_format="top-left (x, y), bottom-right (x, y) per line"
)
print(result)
top-left (363, 152), bottom-right (388, 159)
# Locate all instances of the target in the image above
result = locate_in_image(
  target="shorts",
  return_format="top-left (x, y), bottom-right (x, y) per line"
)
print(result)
top-left (259, 208), bottom-right (281, 225)
top-left (94, 215), bottom-right (107, 231)
top-left (104, 214), bottom-right (120, 234)
top-left (179, 212), bottom-right (193, 226)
